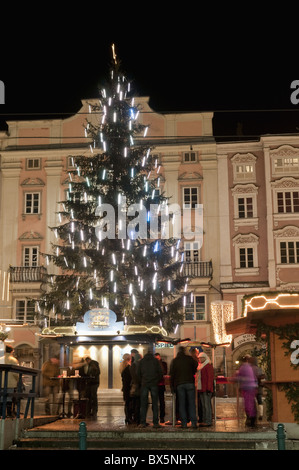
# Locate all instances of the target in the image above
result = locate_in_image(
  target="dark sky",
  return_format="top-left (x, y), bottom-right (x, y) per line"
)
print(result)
top-left (1, 8), bottom-right (298, 139)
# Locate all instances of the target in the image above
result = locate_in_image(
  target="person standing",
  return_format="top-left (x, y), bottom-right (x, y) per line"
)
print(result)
top-left (42, 355), bottom-right (60, 415)
top-left (236, 355), bottom-right (258, 427)
top-left (1, 345), bottom-right (19, 417)
top-left (190, 348), bottom-right (203, 424)
top-left (130, 349), bottom-right (142, 425)
top-left (85, 356), bottom-right (100, 418)
top-left (170, 346), bottom-right (198, 429)
top-left (137, 346), bottom-right (163, 428)
top-left (120, 353), bottom-right (133, 425)
top-left (248, 356), bottom-right (265, 421)
top-left (197, 352), bottom-right (214, 427)
top-left (154, 353), bottom-right (168, 423)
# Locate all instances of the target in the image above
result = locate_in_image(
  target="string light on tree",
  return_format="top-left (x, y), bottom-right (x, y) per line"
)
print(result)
top-left (38, 44), bottom-right (189, 332)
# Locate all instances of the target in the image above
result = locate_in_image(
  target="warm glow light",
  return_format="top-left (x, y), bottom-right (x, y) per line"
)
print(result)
top-left (89, 346), bottom-right (98, 360)
top-left (211, 301), bottom-right (233, 345)
top-left (244, 293), bottom-right (299, 316)
top-left (77, 346), bottom-right (86, 358)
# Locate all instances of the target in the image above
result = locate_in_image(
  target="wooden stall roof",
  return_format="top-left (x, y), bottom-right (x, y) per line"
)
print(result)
top-left (226, 309), bottom-right (299, 335)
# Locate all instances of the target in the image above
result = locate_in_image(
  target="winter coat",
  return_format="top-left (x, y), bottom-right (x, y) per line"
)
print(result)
top-left (137, 353), bottom-right (163, 387)
top-left (237, 363), bottom-right (257, 391)
top-left (170, 351), bottom-right (198, 391)
top-left (157, 359), bottom-right (168, 387)
top-left (86, 359), bottom-right (100, 386)
top-left (197, 363), bottom-right (214, 393)
top-left (42, 360), bottom-right (60, 388)
top-left (130, 353), bottom-right (142, 396)
top-left (121, 364), bottom-right (132, 401)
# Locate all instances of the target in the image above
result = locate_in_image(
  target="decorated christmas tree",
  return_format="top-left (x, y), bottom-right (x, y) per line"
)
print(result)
top-left (38, 46), bottom-right (190, 333)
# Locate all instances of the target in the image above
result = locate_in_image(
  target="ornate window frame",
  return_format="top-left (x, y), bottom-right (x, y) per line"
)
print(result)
top-left (232, 233), bottom-right (259, 276)
top-left (271, 177), bottom-right (299, 225)
top-left (274, 225), bottom-right (299, 266)
top-left (231, 153), bottom-right (257, 183)
top-left (270, 145), bottom-right (299, 176)
top-left (231, 183), bottom-right (259, 230)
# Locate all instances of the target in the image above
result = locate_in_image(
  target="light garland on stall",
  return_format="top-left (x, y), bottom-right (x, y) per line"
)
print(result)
top-left (244, 293), bottom-right (299, 317)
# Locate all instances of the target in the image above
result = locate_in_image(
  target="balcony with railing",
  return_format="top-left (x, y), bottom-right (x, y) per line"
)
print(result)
top-left (9, 266), bottom-right (47, 283)
top-left (184, 260), bottom-right (213, 278)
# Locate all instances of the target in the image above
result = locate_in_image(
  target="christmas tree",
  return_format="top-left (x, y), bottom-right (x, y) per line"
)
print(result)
top-left (39, 46), bottom-right (189, 333)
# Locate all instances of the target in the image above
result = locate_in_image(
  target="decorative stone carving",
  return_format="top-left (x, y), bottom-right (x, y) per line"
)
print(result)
top-left (232, 233), bottom-right (259, 245)
top-left (21, 177), bottom-right (45, 186)
top-left (19, 231), bottom-right (43, 240)
top-left (271, 177), bottom-right (299, 189)
top-left (273, 225), bottom-right (299, 238)
top-left (231, 153), bottom-right (257, 163)
top-left (231, 183), bottom-right (258, 194)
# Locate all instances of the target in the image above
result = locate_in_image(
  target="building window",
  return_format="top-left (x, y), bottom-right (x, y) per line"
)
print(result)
top-left (26, 158), bottom-right (40, 170)
top-left (183, 151), bottom-right (197, 163)
top-left (274, 157), bottom-right (299, 174)
top-left (236, 164), bottom-right (254, 178)
top-left (231, 153), bottom-right (256, 183)
top-left (277, 191), bottom-right (299, 213)
top-left (23, 246), bottom-right (39, 267)
top-left (232, 184), bottom-right (258, 230)
top-left (184, 242), bottom-right (200, 262)
top-left (239, 247), bottom-right (254, 268)
top-left (238, 197), bottom-right (253, 218)
top-left (16, 300), bottom-right (36, 323)
top-left (183, 187), bottom-right (199, 208)
top-left (233, 233), bottom-right (259, 276)
top-left (185, 295), bottom-right (206, 321)
top-left (25, 192), bottom-right (40, 214)
top-left (280, 241), bottom-right (299, 264)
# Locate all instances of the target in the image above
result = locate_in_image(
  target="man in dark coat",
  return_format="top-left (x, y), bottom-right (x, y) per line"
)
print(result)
top-left (85, 356), bottom-right (100, 417)
top-left (137, 346), bottom-right (163, 428)
top-left (170, 346), bottom-right (198, 428)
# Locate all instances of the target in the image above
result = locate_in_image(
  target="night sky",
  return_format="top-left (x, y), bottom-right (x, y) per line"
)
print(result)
top-left (1, 8), bottom-right (298, 139)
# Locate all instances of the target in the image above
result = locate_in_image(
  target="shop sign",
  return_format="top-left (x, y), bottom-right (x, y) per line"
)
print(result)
top-left (76, 308), bottom-right (124, 335)
top-left (233, 333), bottom-right (256, 349)
top-left (155, 342), bottom-right (174, 349)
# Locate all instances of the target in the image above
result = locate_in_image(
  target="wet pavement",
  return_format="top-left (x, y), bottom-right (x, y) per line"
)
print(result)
top-left (29, 394), bottom-right (273, 434)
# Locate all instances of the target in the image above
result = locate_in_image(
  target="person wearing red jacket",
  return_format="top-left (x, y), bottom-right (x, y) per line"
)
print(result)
top-left (197, 352), bottom-right (214, 426)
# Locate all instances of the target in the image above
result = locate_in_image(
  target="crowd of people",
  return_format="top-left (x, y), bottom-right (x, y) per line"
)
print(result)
top-left (119, 345), bottom-right (216, 429)
top-left (39, 346), bottom-right (264, 428)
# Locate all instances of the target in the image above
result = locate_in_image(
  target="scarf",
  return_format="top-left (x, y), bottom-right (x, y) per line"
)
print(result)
top-left (196, 352), bottom-right (210, 389)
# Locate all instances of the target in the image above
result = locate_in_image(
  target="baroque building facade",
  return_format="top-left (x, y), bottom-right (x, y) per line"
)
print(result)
top-left (0, 98), bottom-right (299, 386)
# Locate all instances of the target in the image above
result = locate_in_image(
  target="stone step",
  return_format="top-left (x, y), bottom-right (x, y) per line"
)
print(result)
top-left (15, 428), bottom-right (279, 450)
top-left (15, 437), bottom-right (264, 450)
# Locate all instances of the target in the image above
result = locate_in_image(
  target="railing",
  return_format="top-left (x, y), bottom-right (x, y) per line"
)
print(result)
top-left (0, 364), bottom-right (39, 420)
top-left (184, 261), bottom-right (213, 277)
top-left (9, 266), bottom-right (47, 283)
